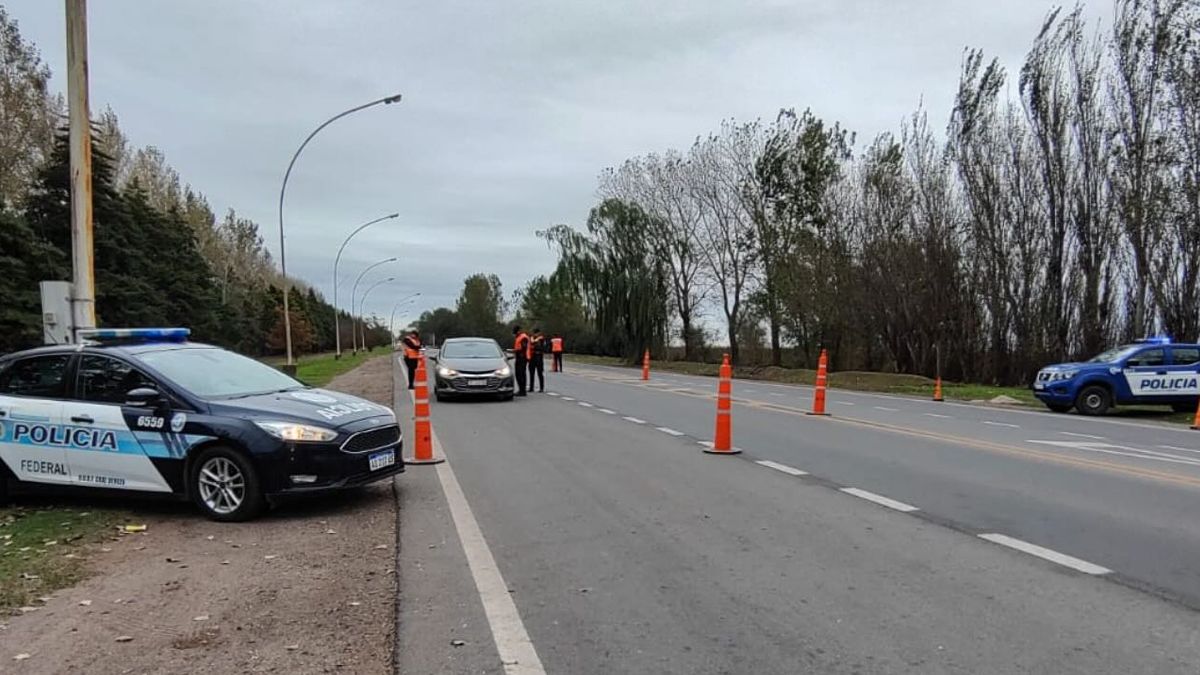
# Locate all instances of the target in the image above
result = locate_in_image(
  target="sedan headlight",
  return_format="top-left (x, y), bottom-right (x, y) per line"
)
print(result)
top-left (254, 420), bottom-right (339, 442)
top-left (1049, 370), bottom-right (1078, 381)
top-left (494, 366), bottom-right (511, 377)
top-left (438, 366), bottom-right (459, 378)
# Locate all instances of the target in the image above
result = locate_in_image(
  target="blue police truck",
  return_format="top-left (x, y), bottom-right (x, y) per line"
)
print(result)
top-left (0, 328), bottom-right (403, 520)
top-left (1032, 338), bottom-right (1200, 416)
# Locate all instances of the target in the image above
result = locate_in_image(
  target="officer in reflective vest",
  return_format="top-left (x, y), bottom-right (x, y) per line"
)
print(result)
top-left (529, 327), bottom-right (546, 393)
top-left (512, 325), bottom-right (529, 397)
top-left (550, 334), bottom-right (564, 372)
top-left (401, 330), bottom-right (422, 390)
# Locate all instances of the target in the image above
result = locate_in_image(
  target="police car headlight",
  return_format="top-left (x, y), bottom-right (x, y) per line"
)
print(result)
top-left (1052, 370), bottom-right (1078, 381)
top-left (495, 366), bottom-right (511, 377)
top-left (254, 421), bottom-right (339, 443)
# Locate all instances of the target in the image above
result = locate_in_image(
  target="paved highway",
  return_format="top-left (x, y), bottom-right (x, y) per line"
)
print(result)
top-left (395, 358), bottom-right (1200, 674)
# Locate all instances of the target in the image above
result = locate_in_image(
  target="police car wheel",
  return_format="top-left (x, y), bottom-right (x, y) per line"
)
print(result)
top-left (190, 447), bottom-right (264, 522)
top-left (1074, 385), bottom-right (1111, 416)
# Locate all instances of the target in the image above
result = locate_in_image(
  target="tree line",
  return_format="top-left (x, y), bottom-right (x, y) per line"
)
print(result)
top-left (0, 8), bottom-right (389, 356)
top-left (540, 0), bottom-right (1199, 386)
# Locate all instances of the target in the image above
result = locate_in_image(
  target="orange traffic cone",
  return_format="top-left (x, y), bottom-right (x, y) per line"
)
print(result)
top-left (641, 349), bottom-right (650, 381)
top-left (933, 376), bottom-right (944, 402)
top-left (405, 354), bottom-right (444, 465)
top-left (1192, 398), bottom-right (1200, 430)
top-left (807, 349), bottom-right (830, 416)
top-left (706, 354), bottom-right (739, 454)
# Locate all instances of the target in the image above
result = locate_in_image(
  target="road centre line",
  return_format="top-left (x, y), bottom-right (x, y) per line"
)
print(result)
top-left (597, 408), bottom-right (616, 415)
top-left (1159, 445), bottom-right (1198, 454)
top-left (560, 396), bottom-right (575, 401)
top-left (840, 487), bottom-right (919, 513)
top-left (924, 413), bottom-right (951, 419)
top-left (1060, 431), bottom-right (1105, 440)
top-left (577, 402), bottom-right (594, 408)
top-left (983, 421), bottom-right (1021, 428)
top-left (623, 416), bottom-right (646, 424)
top-left (656, 427), bottom-right (685, 436)
top-left (545, 392), bottom-right (559, 397)
top-left (834, 401), bottom-right (855, 406)
top-left (755, 460), bottom-right (808, 476)
top-left (873, 406), bottom-right (899, 412)
top-left (978, 533), bottom-right (1111, 575)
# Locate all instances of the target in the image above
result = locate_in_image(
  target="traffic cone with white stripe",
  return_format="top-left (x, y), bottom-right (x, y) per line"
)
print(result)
top-left (642, 349), bottom-right (650, 381)
top-left (705, 354), bottom-right (740, 454)
top-left (807, 349), bottom-right (831, 416)
top-left (405, 354), bottom-right (444, 465)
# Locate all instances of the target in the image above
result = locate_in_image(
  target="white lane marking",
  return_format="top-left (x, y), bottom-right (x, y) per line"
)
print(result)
top-left (755, 460), bottom-right (808, 476)
top-left (1159, 444), bottom-right (1200, 454)
top-left (623, 416), bottom-right (646, 424)
top-left (597, 408), bottom-right (616, 415)
top-left (743, 388), bottom-right (758, 393)
top-left (770, 393), bottom-right (786, 398)
top-left (656, 427), bottom-right (685, 436)
top-left (545, 392), bottom-right (560, 397)
top-left (560, 396), bottom-right (576, 402)
top-left (834, 401), bottom-right (855, 406)
top-left (983, 421), bottom-right (1020, 429)
top-left (1028, 440), bottom-right (1200, 466)
top-left (978, 533), bottom-right (1111, 575)
top-left (1060, 431), bottom-right (1105, 440)
top-left (411, 386), bottom-right (546, 674)
top-left (873, 406), bottom-right (899, 412)
top-left (840, 487), bottom-right (919, 513)
top-left (924, 413), bottom-right (951, 419)
top-left (577, 402), bottom-right (594, 408)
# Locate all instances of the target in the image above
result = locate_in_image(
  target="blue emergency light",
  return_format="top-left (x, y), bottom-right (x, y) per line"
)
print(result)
top-left (78, 328), bottom-right (191, 343)
top-left (1135, 336), bottom-right (1173, 345)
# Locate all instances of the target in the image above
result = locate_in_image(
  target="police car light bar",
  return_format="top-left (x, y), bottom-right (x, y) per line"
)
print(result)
top-left (77, 328), bottom-right (191, 343)
top-left (1136, 336), bottom-right (1173, 345)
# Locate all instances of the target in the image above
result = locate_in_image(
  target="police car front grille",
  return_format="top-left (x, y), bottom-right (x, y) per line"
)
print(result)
top-left (341, 425), bottom-right (400, 454)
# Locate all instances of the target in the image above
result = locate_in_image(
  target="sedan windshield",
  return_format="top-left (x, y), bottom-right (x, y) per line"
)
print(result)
top-left (1086, 345), bottom-right (1140, 364)
top-left (138, 347), bottom-right (304, 398)
top-left (440, 341), bottom-right (502, 359)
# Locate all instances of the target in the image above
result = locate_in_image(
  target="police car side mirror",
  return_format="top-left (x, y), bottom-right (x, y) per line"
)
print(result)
top-left (126, 387), bottom-right (165, 409)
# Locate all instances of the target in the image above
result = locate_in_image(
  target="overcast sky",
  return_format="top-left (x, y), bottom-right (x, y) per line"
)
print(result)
top-left (8, 0), bottom-right (1070, 324)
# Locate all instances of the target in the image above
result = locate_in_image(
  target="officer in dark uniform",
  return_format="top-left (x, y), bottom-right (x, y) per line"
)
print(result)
top-left (528, 327), bottom-right (546, 393)
top-left (512, 325), bottom-right (529, 397)
top-left (401, 330), bottom-right (422, 390)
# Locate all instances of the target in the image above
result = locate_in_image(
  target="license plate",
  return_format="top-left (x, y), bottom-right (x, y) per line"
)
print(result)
top-left (368, 450), bottom-right (395, 471)
top-left (1033, 383), bottom-right (1045, 390)
top-left (467, 379), bottom-right (488, 387)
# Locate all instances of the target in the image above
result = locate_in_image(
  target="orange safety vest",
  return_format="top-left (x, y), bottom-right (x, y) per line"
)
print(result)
top-left (550, 337), bottom-right (563, 353)
top-left (403, 337), bottom-right (421, 360)
top-left (513, 332), bottom-right (529, 359)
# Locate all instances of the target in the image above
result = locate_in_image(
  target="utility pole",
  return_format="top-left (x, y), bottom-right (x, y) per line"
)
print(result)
top-left (66, 0), bottom-right (95, 339)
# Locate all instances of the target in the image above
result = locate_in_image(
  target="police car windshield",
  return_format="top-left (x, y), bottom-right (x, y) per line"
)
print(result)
top-left (441, 342), bottom-right (502, 359)
top-left (1086, 345), bottom-right (1140, 364)
top-left (136, 347), bottom-right (304, 399)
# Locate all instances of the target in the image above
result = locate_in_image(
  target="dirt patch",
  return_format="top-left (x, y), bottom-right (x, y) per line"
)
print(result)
top-left (1, 356), bottom-right (398, 674)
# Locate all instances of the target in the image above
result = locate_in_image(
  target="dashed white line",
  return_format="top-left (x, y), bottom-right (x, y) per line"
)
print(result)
top-left (656, 427), bottom-right (685, 436)
top-left (755, 460), bottom-right (808, 476)
top-left (623, 416), bottom-right (646, 424)
top-left (770, 393), bottom-right (786, 398)
top-left (834, 401), bottom-right (855, 406)
top-left (545, 392), bottom-right (560, 397)
top-left (560, 396), bottom-right (576, 402)
top-left (577, 402), bottom-right (594, 408)
top-left (924, 413), bottom-right (952, 419)
top-left (1159, 444), bottom-right (1197, 454)
top-left (743, 388), bottom-right (759, 393)
top-left (983, 421), bottom-right (1020, 429)
top-left (597, 408), bottom-right (616, 415)
top-left (1060, 431), bottom-right (1105, 440)
top-left (840, 487), bottom-right (919, 513)
top-left (978, 533), bottom-right (1111, 575)
top-left (873, 406), bottom-right (899, 412)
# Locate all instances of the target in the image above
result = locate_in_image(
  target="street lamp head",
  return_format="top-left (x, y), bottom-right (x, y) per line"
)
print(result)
top-left (383, 93), bottom-right (403, 105)
top-left (386, 213), bottom-right (400, 219)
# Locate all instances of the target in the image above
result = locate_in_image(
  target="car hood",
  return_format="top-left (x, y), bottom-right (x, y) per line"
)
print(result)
top-left (208, 388), bottom-right (395, 428)
top-left (1041, 362), bottom-right (1112, 374)
top-left (436, 356), bottom-right (508, 374)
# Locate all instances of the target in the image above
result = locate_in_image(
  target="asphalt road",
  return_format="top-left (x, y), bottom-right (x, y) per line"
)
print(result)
top-left (397, 358), bottom-right (1200, 674)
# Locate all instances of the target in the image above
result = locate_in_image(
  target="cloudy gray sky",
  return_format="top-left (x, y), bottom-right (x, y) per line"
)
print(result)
top-left (9, 0), bottom-right (1069, 323)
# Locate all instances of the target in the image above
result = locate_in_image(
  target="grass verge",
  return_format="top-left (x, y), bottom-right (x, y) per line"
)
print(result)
top-left (0, 506), bottom-right (124, 611)
top-left (567, 354), bottom-right (1193, 424)
top-left (265, 349), bottom-right (388, 388)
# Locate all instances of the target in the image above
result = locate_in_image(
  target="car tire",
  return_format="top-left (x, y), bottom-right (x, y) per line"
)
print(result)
top-left (1172, 402), bottom-right (1197, 414)
top-left (1045, 404), bottom-right (1072, 413)
top-left (190, 446), bottom-right (265, 522)
top-left (1074, 385), bottom-right (1112, 417)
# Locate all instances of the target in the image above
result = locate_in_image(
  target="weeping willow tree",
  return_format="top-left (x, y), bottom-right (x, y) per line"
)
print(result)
top-left (541, 199), bottom-right (670, 361)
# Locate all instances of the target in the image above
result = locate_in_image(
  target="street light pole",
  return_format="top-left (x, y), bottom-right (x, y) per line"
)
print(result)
top-left (277, 93), bottom-right (402, 369)
top-left (66, 0), bottom-right (96, 339)
top-left (350, 257), bottom-right (397, 354)
top-left (358, 277), bottom-right (395, 352)
top-left (389, 292), bottom-right (421, 340)
top-left (333, 212), bottom-right (399, 359)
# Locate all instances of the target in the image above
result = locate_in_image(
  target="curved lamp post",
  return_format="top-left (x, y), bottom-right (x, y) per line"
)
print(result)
top-left (349, 257), bottom-right (397, 354)
top-left (277, 93), bottom-right (403, 368)
top-left (333, 212), bottom-right (399, 358)
top-left (389, 293), bottom-right (421, 340)
top-left (358, 277), bottom-right (395, 352)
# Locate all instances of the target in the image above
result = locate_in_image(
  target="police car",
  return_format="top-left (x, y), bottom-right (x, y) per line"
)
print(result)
top-left (1032, 338), bottom-right (1200, 416)
top-left (0, 328), bottom-right (403, 521)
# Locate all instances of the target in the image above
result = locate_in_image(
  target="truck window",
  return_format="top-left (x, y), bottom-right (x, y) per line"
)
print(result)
top-left (1126, 349), bottom-right (1165, 368)
top-left (1171, 347), bottom-right (1200, 366)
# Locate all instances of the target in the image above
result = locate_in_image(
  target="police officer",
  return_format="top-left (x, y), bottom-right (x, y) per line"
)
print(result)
top-left (401, 330), bottom-right (422, 390)
top-left (512, 325), bottom-right (529, 397)
top-left (550, 334), bottom-right (564, 372)
top-left (529, 328), bottom-right (546, 393)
